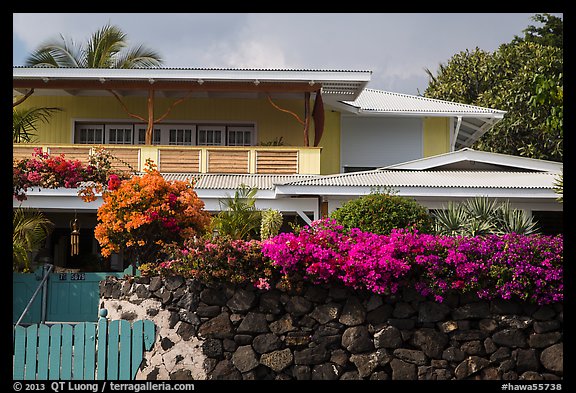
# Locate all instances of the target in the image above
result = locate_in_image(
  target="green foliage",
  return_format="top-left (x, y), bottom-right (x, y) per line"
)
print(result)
top-left (433, 196), bottom-right (540, 236)
top-left (553, 171), bottom-right (563, 203)
top-left (13, 208), bottom-right (54, 272)
top-left (213, 184), bottom-right (262, 240)
top-left (511, 13), bottom-right (563, 49)
top-left (13, 107), bottom-right (62, 143)
top-left (260, 209), bottom-right (283, 240)
top-left (25, 23), bottom-right (163, 68)
top-left (424, 15), bottom-right (563, 162)
top-left (330, 191), bottom-right (434, 235)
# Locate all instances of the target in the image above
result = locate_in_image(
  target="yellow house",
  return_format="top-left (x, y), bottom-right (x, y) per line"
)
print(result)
top-left (13, 67), bottom-right (511, 271)
top-left (13, 67), bottom-right (505, 176)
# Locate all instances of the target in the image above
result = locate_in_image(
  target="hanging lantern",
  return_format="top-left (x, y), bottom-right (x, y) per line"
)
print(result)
top-left (70, 218), bottom-right (80, 256)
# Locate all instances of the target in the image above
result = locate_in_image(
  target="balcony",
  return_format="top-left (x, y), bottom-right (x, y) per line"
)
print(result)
top-left (13, 144), bottom-right (322, 175)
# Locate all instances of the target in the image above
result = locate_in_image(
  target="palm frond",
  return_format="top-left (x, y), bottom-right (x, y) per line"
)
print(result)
top-left (85, 24), bottom-right (127, 68)
top-left (25, 34), bottom-right (83, 68)
top-left (113, 44), bottom-right (163, 68)
top-left (13, 208), bottom-right (54, 272)
top-left (13, 106), bottom-right (62, 143)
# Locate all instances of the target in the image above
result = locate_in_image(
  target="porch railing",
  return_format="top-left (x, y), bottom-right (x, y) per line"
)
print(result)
top-left (13, 144), bottom-right (322, 175)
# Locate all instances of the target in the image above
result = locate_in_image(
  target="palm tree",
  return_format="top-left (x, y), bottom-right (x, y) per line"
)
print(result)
top-left (13, 208), bottom-right (54, 272)
top-left (25, 23), bottom-right (162, 68)
top-left (13, 106), bottom-right (62, 143)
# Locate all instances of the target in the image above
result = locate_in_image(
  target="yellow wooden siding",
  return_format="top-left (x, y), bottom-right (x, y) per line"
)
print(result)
top-left (158, 149), bottom-right (201, 173)
top-left (316, 110), bottom-right (340, 174)
top-left (13, 146), bottom-right (40, 161)
top-left (207, 150), bottom-right (250, 174)
top-left (423, 117), bottom-right (450, 157)
top-left (256, 150), bottom-right (298, 174)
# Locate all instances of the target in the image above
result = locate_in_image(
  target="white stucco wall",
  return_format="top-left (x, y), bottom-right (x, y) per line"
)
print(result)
top-left (340, 116), bottom-right (423, 170)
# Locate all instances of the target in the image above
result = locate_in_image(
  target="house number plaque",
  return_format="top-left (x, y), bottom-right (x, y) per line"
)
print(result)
top-left (58, 273), bottom-right (86, 280)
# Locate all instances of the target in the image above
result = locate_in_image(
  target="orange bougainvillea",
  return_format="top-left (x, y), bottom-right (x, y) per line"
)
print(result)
top-left (94, 160), bottom-right (211, 266)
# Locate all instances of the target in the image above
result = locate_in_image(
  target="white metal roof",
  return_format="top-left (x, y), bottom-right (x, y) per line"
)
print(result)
top-left (158, 173), bottom-right (319, 190)
top-left (279, 170), bottom-right (557, 189)
top-left (335, 88), bottom-right (506, 150)
top-left (382, 148), bottom-right (563, 173)
top-left (13, 67), bottom-right (372, 100)
top-left (341, 88), bottom-right (506, 116)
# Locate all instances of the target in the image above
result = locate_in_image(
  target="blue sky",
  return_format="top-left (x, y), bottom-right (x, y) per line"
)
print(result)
top-left (13, 13), bottom-right (562, 95)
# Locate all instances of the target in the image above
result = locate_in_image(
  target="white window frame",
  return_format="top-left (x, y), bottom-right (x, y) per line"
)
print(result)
top-left (74, 124), bottom-right (105, 144)
top-left (105, 124), bottom-right (134, 145)
top-left (135, 124), bottom-right (163, 145)
top-left (227, 126), bottom-right (254, 146)
top-left (197, 125), bottom-right (225, 146)
top-left (167, 124), bottom-right (197, 146)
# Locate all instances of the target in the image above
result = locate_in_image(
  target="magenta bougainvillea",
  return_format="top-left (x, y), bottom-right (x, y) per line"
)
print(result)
top-left (147, 219), bottom-right (563, 305)
top-left (261, 219), bottom-right (563, 305)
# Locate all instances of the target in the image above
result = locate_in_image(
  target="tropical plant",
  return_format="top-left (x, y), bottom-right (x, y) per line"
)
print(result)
top-left (13, 208), bottom-right (54, 272)
top-left (94, 160), bottom-right (211, 268)
top-left (433, 196), bottom-right (540, 236)
top-left (13, 107), bottom-right (62, 143)
top-left (553, 171), bottom-right (563, 203)
top-left (213, 184), bottom-right (262, 240)
top-left (25, 23), bottom-right (162, 68)
top-left (260, 209), bottom-right (283, 240)
top-left (424, 17), bottom-right (563, 161)
top-left (330, 190), bottom-right (434, 235)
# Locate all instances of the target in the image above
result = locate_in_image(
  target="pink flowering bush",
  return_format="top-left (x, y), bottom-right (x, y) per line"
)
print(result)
top-left (140, 236), bottom-right (277, 290)
top-left (13, 147), bottom-right (130, 202)
top-left (261, 218), bottom-right (563, 305)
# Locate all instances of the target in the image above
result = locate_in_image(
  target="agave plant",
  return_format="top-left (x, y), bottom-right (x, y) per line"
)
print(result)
top-left (433, 201), bottom-right (468, 236)
top-left (434, 196), bottom-right (540, 236)
top-left (13, 208), bottom-right (54, 272)
top-left (496, 201), bottom-right (540, 235)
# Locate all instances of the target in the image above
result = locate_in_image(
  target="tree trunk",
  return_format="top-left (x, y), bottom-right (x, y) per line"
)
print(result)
top-left (146, 88), bottom-right (155, 145)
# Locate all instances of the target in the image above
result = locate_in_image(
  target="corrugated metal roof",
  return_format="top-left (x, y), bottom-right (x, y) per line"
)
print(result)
top-left (280, 170), bottom-right (556, 189)
top-left (158, 173), bottom-right (319, 190)
top-left (343, 88), bottom-right (506, 116)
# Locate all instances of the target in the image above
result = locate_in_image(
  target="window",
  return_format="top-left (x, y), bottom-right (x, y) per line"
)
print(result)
top-left (227, 127), bottom-right (253, 146)
top-left (106, 125), bottom-right (133, 144)
top-left (169, 127), bottom-right (195, 145)
top-left (197, 126), bottom-right (224, 146)
top-left (75, 125), bottom-right (104, 144)
top-left (136, 128), bottom-right (161, 145)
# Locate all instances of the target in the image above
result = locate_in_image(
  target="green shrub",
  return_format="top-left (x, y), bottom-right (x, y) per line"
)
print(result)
top-left (330, 191), bottom-right (434, 234)
top-left (260, 209), bottom-right (283, 239)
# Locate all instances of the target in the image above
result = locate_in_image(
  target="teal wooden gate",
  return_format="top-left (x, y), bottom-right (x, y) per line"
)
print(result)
top-left (13, 269), bottom-right (129, 324)
top-left (13, 311), bottom-right (155, 380)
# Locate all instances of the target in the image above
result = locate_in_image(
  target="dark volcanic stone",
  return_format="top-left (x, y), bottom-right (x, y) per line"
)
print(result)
top-left (309, 303), bottom-right (341, 324)
top-left (211, 360), bottom-right (241, 380)
top-left (285, 296), bottom-right (313, 316)
top-left (196, 305), bottom-right (221, 318)
top-left (164, 276), bottom-right (184, 291)
top-left (418, 301), bottom-right (451, 323)
top-left (304, 286), bottom-right (328, 303)
top-left (200, 287), bottom-right (227, 306)
top-left (342, 326), bottom-right (374, 353)
top-left (492, 329), bottom-right (527, 348)
top-left (388, 318), bottom-right (416, 330)
top-left (393, 302), bottom-right (416, 318)
top-left (202, 339), bottom-right (223, 358)
top-left (170, 369), bottom-right (193, 380)
top-left (234, 334), bottom-right (253, 346)
top-left (513, 349), bottom-right (539, 373)
top-left (294, 346), bottom-right (330, 365)
top-left (148, 276), bottom-right (162, 292)
top-left (198, 313), bottom-right (233, 339)
top-left (452, 303), bottom-right (490, 320)
top-left (269, 314), bottom-right (296, 335)
top-left (412, 328), bottom-right (448, 358)
top-left (350, 352), bottom-right (381, 377)
top-left (540, 344), bottom-right (563, 373)
top-left (259, 291), bottom-right (282, 314)
top-left (339, 296), bottom-right (366, 326)
top-left (393, 349), bottom-right (427, 366)
top-left (293, 365), bottom-right (311, 380)
top-left (311, 363), bottom-right (339, 380)
top-left (260, 348), bottom-right (293, 373)
top-left (390, 359), bottom-right (417, 380)
top-left (252, 333), bottom-right (281, 354)
top-left (374, 325), bottom-right (402, 349)
top-left (490, 299), bottom-right (523, 315)
top-left (532, 306), bottom-right (556, 321)
top-left (442, 347), bottom-right (466, 362)
top-left (232, 345), bottom-right (259, 373)
top-left (237, 312), bottom-right (269, 334)
top-left (135, 284), bottom-right (151, 299)
top-left (285, 331), bottom-right (312, 348)
top-left (533, 320), bottom-right (561, 334)
top-left (454, 356), bottom-right (490, 379)
top-left (176, 321), bottom-right (196, 341)
top-left (367, 304), bottom-right (393, 325)
top-left (227, 289), bottom-right (256, 312)
top-left (528, 332), bottom-right (562, 348)
top-left (160, 337), bottom-right (174, 351)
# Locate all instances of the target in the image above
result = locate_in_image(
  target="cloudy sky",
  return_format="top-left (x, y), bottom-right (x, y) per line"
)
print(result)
top-left (13, 13), bottom-right (561, 95)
